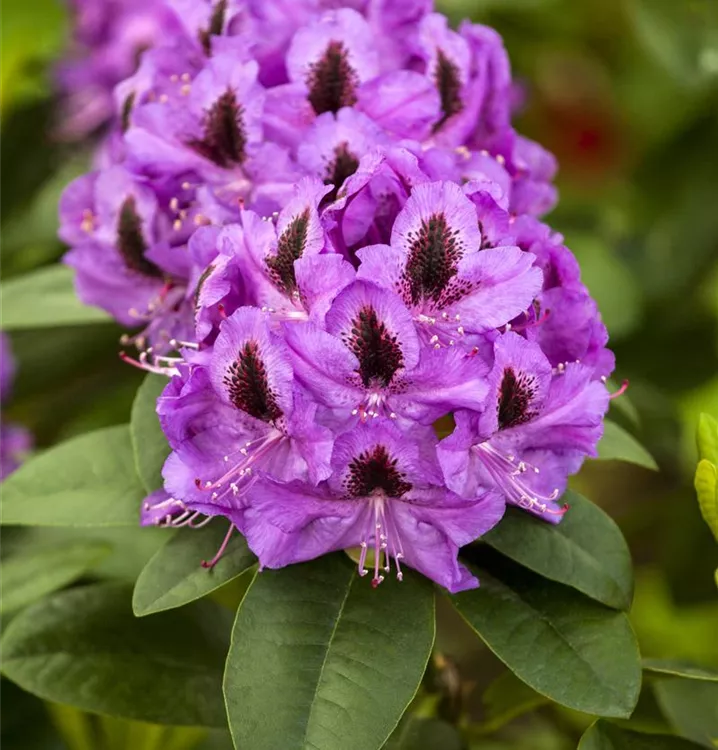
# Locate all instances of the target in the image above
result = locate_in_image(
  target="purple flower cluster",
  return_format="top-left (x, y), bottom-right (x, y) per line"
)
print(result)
top-left (0, 334), bottom-right (32, 479)
top-left (141, 172), bottom-right (612, 592)
top-left (58, 0), bottom-right (614, 592)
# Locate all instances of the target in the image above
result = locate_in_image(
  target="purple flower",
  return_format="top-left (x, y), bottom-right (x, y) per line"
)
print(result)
top-left (0, 333), bottom-right (32, 479)
top-left (125, 54), bottom-right (267, 195)
top-left (216, 178), bottom-right (356, 326)
top-left (286, 8), bottom-right (380, 116)
top-left (56, 0), bottom-right (182, 138)
top-left (241, 421), bottom-right (505, 592)
top-left (437, 331), bottom-right (610, 522)
top-left (60, 166), bottom-right (199, 350)
top-left (151, 306), bottom-right (333, 528)
top-left (282, 279), bottom-right (490, 427)
top-left (356, 181), bottom-right (542, 343)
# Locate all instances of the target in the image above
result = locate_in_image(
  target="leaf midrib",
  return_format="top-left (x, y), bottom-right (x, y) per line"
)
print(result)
top-left (550, 527), bottom-right (629, 607)
top-left (300, 572), bottom-right (355, 750)
top-left (452, 580), bottom-right (635, 715)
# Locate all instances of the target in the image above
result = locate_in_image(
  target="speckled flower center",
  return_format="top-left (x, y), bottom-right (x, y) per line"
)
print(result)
top-left (323, 142), bottom-right (359, 203)
top-left (224, 340), bottom-right (283, 422)
top-left (403, 213), bottom-right (463, 305)
top-left (199, 0), bottom-right (227, 55)
top-left (346, 445), bottom-right (412, 497)
top-left (346, 305), bottom-right (404, 388)
top-left (497, 367), bottom-right (537, 429)
top-left (266, 209), bottom-right (311, 294)
top-left (117, 196), bottom-right (162, 277)
top-left (433, 48), bottom-right (463, 131)
top-left (190, 88), bottom-right (246, 168)
top-left (307, 40), bottom-right (358, 115)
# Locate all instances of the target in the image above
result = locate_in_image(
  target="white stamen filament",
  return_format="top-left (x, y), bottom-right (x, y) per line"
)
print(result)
top-left (194, 431), bottom-right (285, 505)
top-left (356, 497), bottom-right (406, 587)
top-left (473, 442), bottom-right (566, 516)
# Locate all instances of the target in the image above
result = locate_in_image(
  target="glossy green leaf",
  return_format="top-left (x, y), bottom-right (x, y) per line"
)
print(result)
top-left (1, 583), bottom-right (230, 727)
top-left (579, 719), bottom-right (705, 749)
top-left (1, 425), bottom-right (145, 527)
top-left (654, 677), bottom-right (718, 748)
top-left (697, 413), bottom-right (718, 465)
top-left (596, 420), bottom-right (658, 470)
top-left (450, 553), bottom-right (641, 718)
top-left (644, 659), bottom-right (718, 682)
top-left (694, 460), bottom-right (718, 542)
top-left (0, 541), bottom-right (111, 614)
top-left (1, 265), bottom-right (110, 329)
top-left (483, 491), bottom-right (633, 610)
top-left (477, 670), bottom-right (548, 734)
top-left (383, 716), bottom-right (461, 750)
top-left (224, 554), bottom-right (436, 750)
top-left (130, 374), bottom-right (171, 494)
top-left (133, 522), bottom-right (256, 616)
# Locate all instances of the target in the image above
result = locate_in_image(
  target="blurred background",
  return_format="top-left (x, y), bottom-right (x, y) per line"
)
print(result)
top-left (1, 0), bottom-right (717, 747)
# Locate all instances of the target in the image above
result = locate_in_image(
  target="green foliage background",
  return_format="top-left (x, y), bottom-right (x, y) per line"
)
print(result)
top-left (1, 0), bottom-right (717, 748)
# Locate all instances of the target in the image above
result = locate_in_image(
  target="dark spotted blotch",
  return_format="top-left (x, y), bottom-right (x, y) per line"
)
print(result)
top-left (323, 142), bottom-right (359, 205)
top-left (189, 88), bottom-right (246, 168)
top-left (307, 41), bottom-right (358, 115)
top-left (224, 341), bottom-right (283, 422)
top-left (117, 196), bottom-right (162, 278)
top-left (497, 367), bottom-right (537, 429)
top-left (266, 209), bottom-right (310, 294)
top-left (403, 213), bottom-right (463, 305)
top-left (347, 306), bottom-right (404, 388)
top-left (433, 48), bottom-right (463, 131)
top-left (198, 0), bottom-right (227, 55)
top-left (346, 445), bottom-right (412, 497)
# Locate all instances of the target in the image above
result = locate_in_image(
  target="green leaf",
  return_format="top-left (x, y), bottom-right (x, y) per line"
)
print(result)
top-left (596, 420), bottom-right (659, 470)
top-left (694, 460), bottom-right (718, 542)
top-left (1, 583), bottom-right (230, 727)
top-left (449, 552), bottom-right (641, 718)
top-left (1, 265), bottom-right (111, 329)
top-left (133, 522), bottom-right (256, 616)
top-left (476, 670), bottom-right (548, 734)
top-left (654, 677), bottom-right (718, 748)
top-left (483, 491), bottom-right (633, 610)
top-left (0, 541), bottom-right (111, 614)
top-left (224, 554), bottom-right (436, 750)
top-left (578, 719), bottom-right (705, 749)
top-left (643, 659), bottom-right (718, 682)
top-left (383, 716), bottom-right (461, 750)
top-left (697, 413), bottom-right (718, 465)
top-left (1, 425), bottom-right (146, 527)
top-left (130, 374), bottom-right (171, 494)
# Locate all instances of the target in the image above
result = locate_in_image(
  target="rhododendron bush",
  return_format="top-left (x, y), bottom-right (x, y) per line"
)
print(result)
top-left (1, 1), bottom-right (717, 748)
